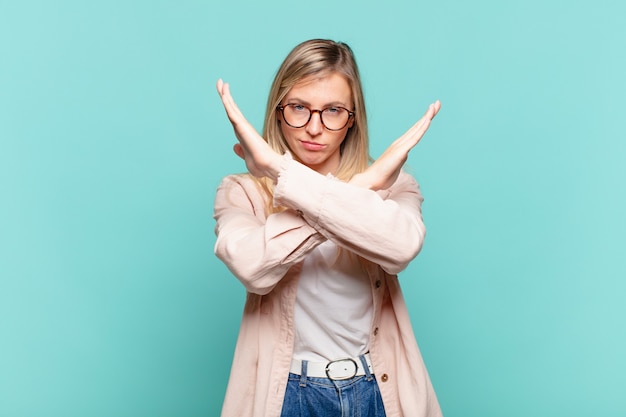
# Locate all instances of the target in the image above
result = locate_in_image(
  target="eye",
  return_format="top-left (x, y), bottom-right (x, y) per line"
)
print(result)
top-left (326, 107), bottom-right (340, 114)
top-left (291, 104), bottom-right (307, 112)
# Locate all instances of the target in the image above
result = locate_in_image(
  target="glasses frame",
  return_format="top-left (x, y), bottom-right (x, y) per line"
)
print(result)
top-left (276, 103), bottom-right (355, 131)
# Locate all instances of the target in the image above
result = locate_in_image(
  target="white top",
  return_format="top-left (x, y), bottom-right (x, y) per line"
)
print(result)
top-left (293, 240), bottom-right (373, 362)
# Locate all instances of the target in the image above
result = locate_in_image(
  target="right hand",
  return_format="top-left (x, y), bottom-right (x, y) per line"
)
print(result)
top-left (216, 79), bottom-right (282, 181)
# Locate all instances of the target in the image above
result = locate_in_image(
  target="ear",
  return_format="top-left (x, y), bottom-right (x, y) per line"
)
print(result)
top-left (347, 114), bottom-right (355, 129)
top-left (276, 106), bottom-right (283, 123)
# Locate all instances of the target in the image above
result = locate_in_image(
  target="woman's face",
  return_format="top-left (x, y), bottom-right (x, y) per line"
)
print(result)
top-left (278, 72), bottom-right (354, 175)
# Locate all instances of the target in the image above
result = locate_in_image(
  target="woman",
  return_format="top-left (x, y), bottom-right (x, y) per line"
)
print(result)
top-left (214, 39), bottom-right (442, 417)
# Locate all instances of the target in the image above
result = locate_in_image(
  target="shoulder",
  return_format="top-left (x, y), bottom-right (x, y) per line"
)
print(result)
top-left (217, 173), bottom-right (257, 190)
top-left (215, 173), bottom-right (270, 210)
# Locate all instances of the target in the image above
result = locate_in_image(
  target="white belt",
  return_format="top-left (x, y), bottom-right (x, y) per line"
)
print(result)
top-left (289, 353), bottom-right (374, 380)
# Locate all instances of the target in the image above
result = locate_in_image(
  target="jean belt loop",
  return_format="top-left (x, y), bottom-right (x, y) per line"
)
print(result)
top-left (299, 360), bottom-right (308, 387)
top-left (359, 354), bottom-right (373, 381)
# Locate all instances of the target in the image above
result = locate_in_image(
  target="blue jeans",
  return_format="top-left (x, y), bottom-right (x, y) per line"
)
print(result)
top-left (280, 355), bottom-right (387, 417)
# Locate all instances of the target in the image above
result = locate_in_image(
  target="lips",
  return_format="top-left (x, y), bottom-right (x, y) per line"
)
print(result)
top-left (300, 140), bottom-right (325, 151)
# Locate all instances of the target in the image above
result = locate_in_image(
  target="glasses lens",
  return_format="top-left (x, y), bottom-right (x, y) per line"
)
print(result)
top-left (283, 104), bottom-right (310, 128)
top-left (321, 107), bottom-right (350, 130)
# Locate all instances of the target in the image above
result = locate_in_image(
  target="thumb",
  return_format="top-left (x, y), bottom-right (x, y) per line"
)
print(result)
top-left (233, 143), bottom-right (245, 160)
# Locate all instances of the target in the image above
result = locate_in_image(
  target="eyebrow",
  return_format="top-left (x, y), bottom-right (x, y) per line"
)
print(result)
top-left (284, 98), bottom-right (351, 108)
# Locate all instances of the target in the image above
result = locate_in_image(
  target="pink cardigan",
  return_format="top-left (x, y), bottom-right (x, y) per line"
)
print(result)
top-left (214, 156), bottom-right (442, 417)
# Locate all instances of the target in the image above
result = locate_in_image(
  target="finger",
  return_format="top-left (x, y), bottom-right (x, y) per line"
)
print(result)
top-left (434, 100), bottom-right (441, 115)
top-left (217, 82), bottom-right (246, 123)
top-left (389, 101), bottom-right (441, 153)
top-left (430, 100), bottom-right (441, 119)
top-left (412, 101), bottom-right (440, 132)
top-left (393, 112), bottom-right (434, 150)
top-left (419, 101), bottom-right (441, 122)
top-left (233, 144), bottom-right (245, 160)
top-left (404, 109), bottom-right (434, 138)
top-left (424, 103), bottom-right (436, 120)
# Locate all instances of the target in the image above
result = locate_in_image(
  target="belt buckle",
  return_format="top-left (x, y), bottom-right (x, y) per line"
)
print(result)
top-left (325, 358), bottom-right (358, 380)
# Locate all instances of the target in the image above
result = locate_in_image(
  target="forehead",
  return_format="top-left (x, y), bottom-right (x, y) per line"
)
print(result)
top-left (284, 72), bottom-right (352, 105)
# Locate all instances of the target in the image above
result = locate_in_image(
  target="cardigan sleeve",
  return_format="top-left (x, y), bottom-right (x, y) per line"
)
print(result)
top-left (214, 154), bottom-right (426, 294)
top-left (273, 158), bottom-right (426, 275)
top-left (213, 173), bottom-right (326, 295)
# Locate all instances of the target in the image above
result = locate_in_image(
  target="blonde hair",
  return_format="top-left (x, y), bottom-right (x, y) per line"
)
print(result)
top-left (255, 39), bottom-right (371, 213)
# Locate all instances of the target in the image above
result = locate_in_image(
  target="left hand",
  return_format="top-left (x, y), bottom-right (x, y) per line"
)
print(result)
top-left (350, 100), bottom-right (441, 191)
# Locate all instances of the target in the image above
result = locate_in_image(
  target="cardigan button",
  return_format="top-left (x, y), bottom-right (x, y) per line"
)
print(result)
top-left (380, 373), bottom-right (389, 382)
top-left (375, 280), bottom-right (381, 288)
top-left (296, 209), bottom-right (304, 217)
top-left (373, 327), bottom-right (379, 336)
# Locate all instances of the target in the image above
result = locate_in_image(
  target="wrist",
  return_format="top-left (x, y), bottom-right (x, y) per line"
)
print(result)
top-left (349, 172), bottom-right (377, 190)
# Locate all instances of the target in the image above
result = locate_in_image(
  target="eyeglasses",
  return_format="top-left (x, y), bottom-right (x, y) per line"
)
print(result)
top-left (276, 103), bottom-right (354, 131)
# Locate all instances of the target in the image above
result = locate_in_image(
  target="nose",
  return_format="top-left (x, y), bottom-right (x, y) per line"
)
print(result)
top-left (305, 111), bottom-right (323, 136)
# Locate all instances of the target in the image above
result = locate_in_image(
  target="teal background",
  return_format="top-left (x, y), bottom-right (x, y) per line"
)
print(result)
top-left (1, 0), bottom-right (625, 416)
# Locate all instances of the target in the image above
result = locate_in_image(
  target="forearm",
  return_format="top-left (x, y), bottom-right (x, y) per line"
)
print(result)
top-left (214, 175), bottom-right (326, 294)
top-left (215, 211), bottom-right (325, 294)
top-left (274, 159), bottom-right (426, 274)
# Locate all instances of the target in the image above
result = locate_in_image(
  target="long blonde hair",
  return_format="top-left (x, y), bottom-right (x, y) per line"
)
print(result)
top-left (256, 39), bottom-right (371, 213)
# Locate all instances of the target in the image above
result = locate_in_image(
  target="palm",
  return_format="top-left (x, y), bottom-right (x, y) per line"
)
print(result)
top-left (216, 79), bottom-right (281, 180)
top-left (351, 101), bottom-right (441, 190)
